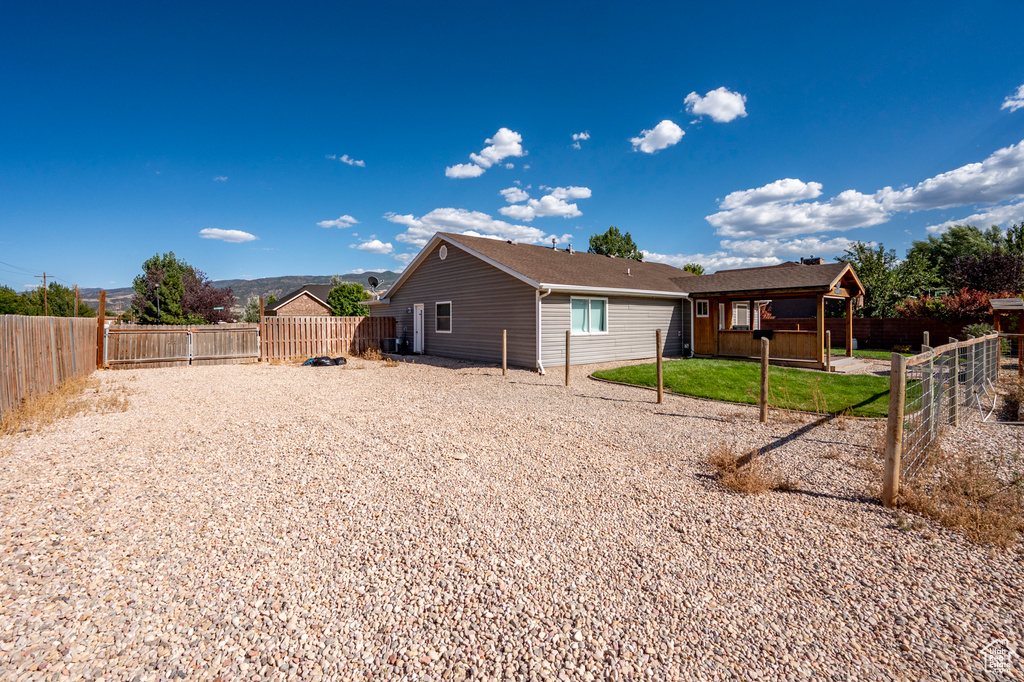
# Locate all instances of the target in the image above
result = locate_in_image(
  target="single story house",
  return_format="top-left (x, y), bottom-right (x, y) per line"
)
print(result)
top-left (367, 232), bottom-right (864, 372)
top-left (265, 284), bottom-right (333, 317)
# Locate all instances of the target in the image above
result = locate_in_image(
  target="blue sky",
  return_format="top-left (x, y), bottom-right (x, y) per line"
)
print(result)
top-left (2, 1), bottom-right (1023, 290)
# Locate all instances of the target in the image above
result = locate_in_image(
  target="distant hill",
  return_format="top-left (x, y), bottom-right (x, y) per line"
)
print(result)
top-left (78, 271), bottom-right (400, 314)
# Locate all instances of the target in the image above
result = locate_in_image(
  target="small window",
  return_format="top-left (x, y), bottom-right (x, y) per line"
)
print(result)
top-left (570, 297), bottom-right (608, 334)
top-left (732, 302), bottom-right (750, 330)
top-left (696, 300), bottom-right (709, 318)
top-left (435, 301), bottom-right (452, 333)
top-left (439, 245), bottom-right (448, 260)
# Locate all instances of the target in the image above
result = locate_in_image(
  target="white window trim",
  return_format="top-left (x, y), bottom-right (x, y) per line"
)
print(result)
top-left (435, 301), bottom-right (452, 334)
top-left (696, 299), bottom-right (709, 318)
top-left (732, 302), bottom-right (750, 329)
top-left (570, 296), bottom-right (609, 336)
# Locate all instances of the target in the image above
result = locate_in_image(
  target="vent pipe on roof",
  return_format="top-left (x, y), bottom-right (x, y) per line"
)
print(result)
top-left (566, 244), bottom-right (573, 254)
top-left (551, 238), bottom-right (557, 249)
top-left (627, 268), bottom-right (632, 276)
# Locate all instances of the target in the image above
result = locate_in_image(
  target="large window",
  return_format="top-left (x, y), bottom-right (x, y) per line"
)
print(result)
top-left (435, 301), bottom-right (452, 333)
top-left (571, 297), bottom-right (608, 334)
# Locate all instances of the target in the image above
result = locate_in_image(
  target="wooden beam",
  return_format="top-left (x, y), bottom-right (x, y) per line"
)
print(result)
top-left (845, 297), bottom-right (853, 357)
top-left (816, 294), bottom-right (825, 365)
top-left (95, 291), bottom-right (106, 368)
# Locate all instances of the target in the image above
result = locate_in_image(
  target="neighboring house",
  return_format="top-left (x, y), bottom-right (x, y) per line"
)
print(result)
top-left (367, 232), bottom-right (864, 371)
top-left (265, 284), bottom-right (333, 317)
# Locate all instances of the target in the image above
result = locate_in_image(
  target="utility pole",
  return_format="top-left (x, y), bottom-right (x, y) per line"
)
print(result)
top-left (74, 284), bottom-right (80, 317)
top-left (34, 272), bottom-right (48, 316)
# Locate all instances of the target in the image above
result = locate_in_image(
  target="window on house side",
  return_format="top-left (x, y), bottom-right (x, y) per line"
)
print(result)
top-left (571, 297), bottom-right (608, 334)
top-left (436, 302), bottom-right (452, 333)
top-left (696, 300), bottom-right (709, 317)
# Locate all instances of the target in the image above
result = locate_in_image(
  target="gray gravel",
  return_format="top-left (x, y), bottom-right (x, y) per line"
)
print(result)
top-left (1, 357), bottom-right (1021, 681)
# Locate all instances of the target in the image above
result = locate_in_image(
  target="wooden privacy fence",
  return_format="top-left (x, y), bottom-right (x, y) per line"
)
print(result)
top-left (882, 333), bottom-right (1000, 506)
top-left (1, 315), bottom-right (97, 418)
top-left (105, 323), bottom-right (259, 369)
top-left (260, 316), bottom-right (396, 361)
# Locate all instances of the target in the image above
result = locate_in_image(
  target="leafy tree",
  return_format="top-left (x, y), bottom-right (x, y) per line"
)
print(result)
top-left (908, 225), bottom-right (1001, 281)
top-left (182, 267), bottom-right (235, 323)
top-left (682, 263), bottom-right (705, 275)
top-left (131, 252), bottom-right (234, 324)
top-left (21, 283), bottom-right (96, 318)
top-left (588, 226), bottom-right (643, 261)
top-left (328, 283), bottom-right (369, 316)
top-left (242, 295), bottom-right (261, 323)
top-left (948, 250), bottom-right (1024, 293)
top-left (0, 286), bottom-right (26, 315)
top-left (838, 242), bottom-right (933, 317)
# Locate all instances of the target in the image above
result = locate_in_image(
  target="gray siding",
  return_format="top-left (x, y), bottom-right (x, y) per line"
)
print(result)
top-left (541, 294), bottom-right (686, 366)
top-left (369, 241), bottom-right (537, 366)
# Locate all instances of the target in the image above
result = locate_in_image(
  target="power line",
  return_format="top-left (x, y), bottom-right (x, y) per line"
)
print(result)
top-left (0, 259), bottom-right (42, 275)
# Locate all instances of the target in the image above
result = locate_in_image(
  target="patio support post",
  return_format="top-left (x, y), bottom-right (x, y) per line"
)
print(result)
top-left (816, 294), bottom-right (825, 366)
top-left (845, 297), bottom-right (853, 357)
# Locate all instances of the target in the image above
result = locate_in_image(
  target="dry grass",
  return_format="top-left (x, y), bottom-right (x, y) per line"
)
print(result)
top-left (1000, 376), bottom-right (1024, 421)
top-left (0, 376), bottom-right (130, 437)
top-left (383, 357), bottom-right (399, 368)
top-left (707, 443), bottom-right (784, 495)
top-left (359, 346), bottom-right (383, 362)
top-left (898, 445), bottom-right (1024, 548)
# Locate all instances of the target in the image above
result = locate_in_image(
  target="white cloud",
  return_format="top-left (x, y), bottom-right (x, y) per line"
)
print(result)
top-left (925, 201), bottom-right (1024, 234)
top-left (684, 87), bottom-right (748, 123)
top-left (504, 163), bottom-right (514, 169)
top-left (352, 239), bottom-right (394, 254)
top-left (213, 176), bottom-right (228, 182)
top-left (1002, 84), bottom-right (1024, 112)
top-left (326, 154), bottom-right (365, 167)
top-left (199, 228), bottom-right (258, 243)
top-left (500, 187), bottom-right (530, 203)
top-left (317, 215), bottom-right (359, 229)
top-left (707, 188), bottom-right (888, 239)
top-left (445, 162), bottom-right (486, 179)
top-left (498, 186), bottom-right (592, 222)
top-left (571, 131), bottom-right (590, 149)
top-left (644, 250), bottom-right (781, 272)
top-left (877, 139), bottom-right (1024, 211)
top-left (385, 208), bottom-right (551, 247)
top-left (645, 236), bottom-right (857, 273)
top-left (630, 120), bottom-right (684, 154)
top-left (446, 128), bottom-right (525, 179)
top-left (719, 179), bottom-right (823, 209)
top-left (393, 253), bottom-right (416, 266)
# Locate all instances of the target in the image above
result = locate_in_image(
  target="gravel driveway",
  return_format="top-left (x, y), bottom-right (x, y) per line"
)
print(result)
top-left (1, 357), bottom-right (1021, 681)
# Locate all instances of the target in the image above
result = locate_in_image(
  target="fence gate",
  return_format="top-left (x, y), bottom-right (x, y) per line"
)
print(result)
top-left (104, 323), bottom-right (259, 369)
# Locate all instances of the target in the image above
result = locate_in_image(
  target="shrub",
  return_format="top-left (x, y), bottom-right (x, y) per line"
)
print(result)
top-left (707, 443), bottom-right (780, 494)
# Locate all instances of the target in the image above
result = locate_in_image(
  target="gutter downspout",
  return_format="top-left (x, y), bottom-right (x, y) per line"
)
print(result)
top-left (536, 287), bottom-right (552, 374)
top-left (681, 294), bottom-right (693, 358)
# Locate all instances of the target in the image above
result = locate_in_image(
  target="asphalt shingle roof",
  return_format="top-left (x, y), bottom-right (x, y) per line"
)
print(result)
top-left (442, 233), bottom-right (695, 293)
top-left (675, 261), bottom-right (852, 295)
top-left (266, 284), bottom-right (333, 311)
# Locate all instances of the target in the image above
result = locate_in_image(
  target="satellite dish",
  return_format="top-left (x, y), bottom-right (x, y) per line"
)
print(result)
top-left (367, 276), bottom-right (379, 289)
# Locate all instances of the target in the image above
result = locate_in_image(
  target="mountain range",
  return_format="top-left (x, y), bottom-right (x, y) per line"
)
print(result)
top-left (77, 271), bottom-right (400, 313)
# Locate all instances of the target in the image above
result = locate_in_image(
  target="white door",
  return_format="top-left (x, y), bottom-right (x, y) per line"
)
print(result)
top-left (413, 304), bottom-right (424, 353)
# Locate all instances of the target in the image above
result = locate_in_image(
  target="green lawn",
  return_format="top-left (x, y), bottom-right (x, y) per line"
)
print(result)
top-left (592, 357), bottom-right (891, 418)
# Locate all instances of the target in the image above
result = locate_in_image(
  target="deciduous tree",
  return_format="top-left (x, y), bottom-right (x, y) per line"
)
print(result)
top-left (588, 226), bottom-right (643, 261)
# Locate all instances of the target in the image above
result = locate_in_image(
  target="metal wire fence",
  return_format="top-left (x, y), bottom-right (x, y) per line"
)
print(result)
top-left (882, 334), bottom-right (1001, 506)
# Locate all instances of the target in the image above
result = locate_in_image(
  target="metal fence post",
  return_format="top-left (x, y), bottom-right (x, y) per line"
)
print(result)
top-left (922, 345), bottom-right (933, 443)
top-left (883, 353), bottom-right (908, 508)
top-left (949, 340), bottom-right (959, 426)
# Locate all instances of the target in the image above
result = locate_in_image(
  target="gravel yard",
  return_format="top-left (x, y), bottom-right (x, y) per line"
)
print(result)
top-left (1, 357), bottom-right (1022, 681)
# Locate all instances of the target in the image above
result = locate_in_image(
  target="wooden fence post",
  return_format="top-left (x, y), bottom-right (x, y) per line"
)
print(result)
top-left (759, 337), bottom-right (769, 424)
top-left (502, 329), bottom-right (507, 376)
top-left (656, 329), bottom-right (663, 404)
top-left (95, 291), bottom-right (106, 369)
top-left (565, 330), bottom-right (571, 387)
top-left (922, 331), bottom-right (929, 351)
top-left (825, 330), bottom-right (831, 372)
top-left (882, 353), bottom-right (908, 508)
top-left (949, 338), bottom-right (959, 426)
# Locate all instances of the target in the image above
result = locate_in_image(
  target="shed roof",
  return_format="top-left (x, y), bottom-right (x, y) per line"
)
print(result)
top-left (675, 261), bottom-right (861, 296)
top-left (266, 284), bottom-right (333, 311)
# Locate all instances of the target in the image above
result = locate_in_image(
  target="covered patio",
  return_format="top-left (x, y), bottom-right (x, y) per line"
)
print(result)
top-left (679, 261), bottom-right (866, 371)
